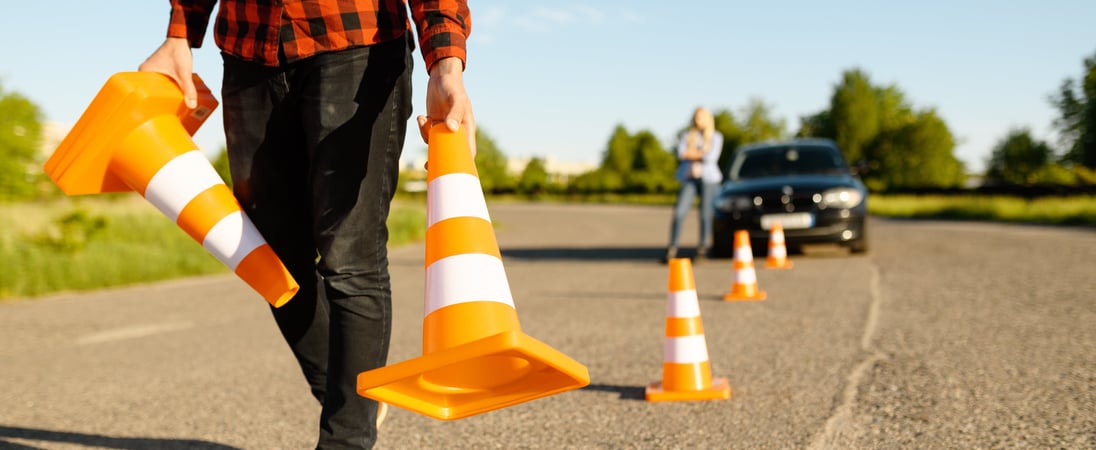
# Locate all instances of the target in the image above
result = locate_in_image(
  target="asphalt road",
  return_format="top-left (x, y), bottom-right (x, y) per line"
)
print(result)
top-left (1, 203), bottom-right (1093, 449)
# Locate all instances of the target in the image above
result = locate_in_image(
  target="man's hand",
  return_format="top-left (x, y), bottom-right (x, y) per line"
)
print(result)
top-left (417, 57), bottom-right (476, 157)
top-left (138, 37), bottom-right (198, 109)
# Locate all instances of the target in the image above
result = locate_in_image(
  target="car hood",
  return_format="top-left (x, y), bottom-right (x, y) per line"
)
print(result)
top-left (719, 174), bottom-right (864, 196)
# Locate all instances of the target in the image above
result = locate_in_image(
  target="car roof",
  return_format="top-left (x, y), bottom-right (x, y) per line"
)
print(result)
top-left (737, 138), bottom-right (840, 154)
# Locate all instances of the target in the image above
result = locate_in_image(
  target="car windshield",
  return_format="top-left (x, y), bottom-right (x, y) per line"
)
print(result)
top-left (730, 145), bottom-right (848, 180)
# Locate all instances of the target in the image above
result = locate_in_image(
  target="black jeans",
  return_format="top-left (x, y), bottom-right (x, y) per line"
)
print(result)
top-left (221, 35), bottom-right (412, 449)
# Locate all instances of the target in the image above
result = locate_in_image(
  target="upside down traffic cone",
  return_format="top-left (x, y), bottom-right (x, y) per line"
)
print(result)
top-left (43, 72), bottom-right (298, 307)
top-left (764, 222), bottom-right (794, 269)
top-left (646, 258), bottom-right (731, 401)
top-left (723, 230), bottom-right (767, 301)
top-left (356, 124), bottom-right (590, 421)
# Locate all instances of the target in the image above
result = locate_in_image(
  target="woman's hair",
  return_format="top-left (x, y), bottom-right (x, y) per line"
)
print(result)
top-left (688, 107), bottom-right (715, 150)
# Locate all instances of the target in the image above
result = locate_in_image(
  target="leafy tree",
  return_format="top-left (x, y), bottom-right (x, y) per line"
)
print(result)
top-left (517, 157), bottom-right (549, 195)
top-left (867, 110), bottom-right (964, 190)
top-left (712, 100), bottom-right (786, 173)
top-left (627, 130), bottom-right (677, 192)
top-left (713, 109), bottom-right (741, 172)
top-left (829, 69), bottom-right (880, 164)
top-left (796, 110), bottom-right (833, 139)
top-left (986, 128), bottom-right (1054, 185)
top-left (585, 125), bottom-right (677, 193)
top-left (569, 168), bottom-right (623, 194)
top-left (797, 68), bottom-right (963, 191)
top-left (737, 98), bottom-right (787, 144)
top-left (0, 82), bottom-right (44, 201)
top-left (474, 127), bottom-right (513, 193)
top-left (601, 125), bottom-right (635, 174)
top-left (1050, 49), bottom-right (1096, 169)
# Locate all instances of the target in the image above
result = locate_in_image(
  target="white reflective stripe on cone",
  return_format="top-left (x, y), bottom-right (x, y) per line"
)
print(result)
top-left (666, 290), bottom-right (701, 318)
top-left (770, 247), bottom-right (787, 259)
top-left (772, 233), bottom-right (785, 244)
top-left (202, 211), bottom-right (265, 270)
top-left (427, 173), bottom-right (491, 227)
top-left (425, 253), bottom-right (515, 315)
top-left (142, 150), bottom-right (224, 221)
top-left (663, 335), bottom-right (710, 364)
top-left (734, 267), bottom-right (758, 284)
top-left (735, 246), bottom-right (754, 262)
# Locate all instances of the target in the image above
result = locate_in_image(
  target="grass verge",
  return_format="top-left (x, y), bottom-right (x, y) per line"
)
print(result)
top-left (868, 194), bottom-right (1096, 226)
top-left (0, 195), bottom-right (427, 300)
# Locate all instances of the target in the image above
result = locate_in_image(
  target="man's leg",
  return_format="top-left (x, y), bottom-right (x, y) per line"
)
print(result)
top-left (221, 55), bottom-right (331, 403)
top-left (296, 36), bottom-right (412, 449)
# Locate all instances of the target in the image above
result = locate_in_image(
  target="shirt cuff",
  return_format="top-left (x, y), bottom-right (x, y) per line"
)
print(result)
top-left (167, 3), bottom-right (211, 48)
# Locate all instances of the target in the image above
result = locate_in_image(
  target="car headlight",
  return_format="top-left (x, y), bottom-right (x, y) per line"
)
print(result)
top-left (717, 195), bottom-right (754, 212)
top-left (819, 187), bottom-right (863, 209)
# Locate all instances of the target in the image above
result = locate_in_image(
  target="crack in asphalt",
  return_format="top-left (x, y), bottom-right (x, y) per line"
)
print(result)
top-left (808, 261), bottom-right (887, 450)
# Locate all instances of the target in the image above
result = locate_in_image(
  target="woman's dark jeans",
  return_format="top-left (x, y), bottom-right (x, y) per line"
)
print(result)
top-left (221, 35), bottom-right (412, 449)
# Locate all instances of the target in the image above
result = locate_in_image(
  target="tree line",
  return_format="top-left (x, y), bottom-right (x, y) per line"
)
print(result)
top-left (3, 51), bottom-right (1096, 202)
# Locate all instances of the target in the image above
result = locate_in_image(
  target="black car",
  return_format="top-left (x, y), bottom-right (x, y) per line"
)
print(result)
top-left (710, 139), bottom-right (868, 257)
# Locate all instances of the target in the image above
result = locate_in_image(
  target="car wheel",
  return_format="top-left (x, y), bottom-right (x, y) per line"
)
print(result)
top-left (709, 238), bottom-right (733, 258)
top-left (848, 220), bottom-right (869, 253)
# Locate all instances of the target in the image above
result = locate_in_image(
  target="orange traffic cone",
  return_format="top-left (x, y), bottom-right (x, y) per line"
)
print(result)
top-left (356, 124), bottom-right (589, 421)
top-left (646, 258), bottom-right (731, 401)
top-left (764, 222), bottom-right (794, 269)
top-left (722, 230), bottom-right (767, 301)
top-left (43, 72), bottom-right (298, 307)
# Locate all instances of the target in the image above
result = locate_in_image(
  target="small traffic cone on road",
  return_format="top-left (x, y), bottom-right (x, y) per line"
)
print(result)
top-left (646, 258), bottom-right (731, 402)
top-left (764, 222), bottom-right (794, 269)
top-left (43, 72), bottom-right (298, 307)
top-left (356, 124), bottom-right (590, 421)
top-left (723, 230), bottom-right (767, 301)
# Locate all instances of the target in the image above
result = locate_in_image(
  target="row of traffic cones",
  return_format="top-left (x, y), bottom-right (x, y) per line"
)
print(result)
top-left (723, 223), bottom-right (792, 301)
top-left (646, 224), bottom-right (795, 401)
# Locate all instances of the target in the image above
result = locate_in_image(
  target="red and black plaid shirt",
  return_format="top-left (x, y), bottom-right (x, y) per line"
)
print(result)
top-left (167, 0), bottom-right (469, 70)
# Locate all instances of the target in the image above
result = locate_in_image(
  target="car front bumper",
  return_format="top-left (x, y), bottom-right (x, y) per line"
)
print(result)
top-left (712, 207), bottom-right (866, 255)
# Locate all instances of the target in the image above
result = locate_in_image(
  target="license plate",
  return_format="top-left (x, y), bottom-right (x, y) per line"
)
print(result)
top-left (761, 213), bottom-right (814, 230)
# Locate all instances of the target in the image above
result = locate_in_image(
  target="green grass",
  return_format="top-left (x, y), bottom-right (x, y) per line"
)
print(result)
top-left (0, 195), bottom-right (427, 300)
top-left (868, 194), bottom-right (1096, 226)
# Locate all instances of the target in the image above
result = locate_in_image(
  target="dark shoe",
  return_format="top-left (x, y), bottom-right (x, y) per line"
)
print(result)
top-left (661, 247), bottom-right (678, 263)
top-left (694, 247), bottom-right (710, 262)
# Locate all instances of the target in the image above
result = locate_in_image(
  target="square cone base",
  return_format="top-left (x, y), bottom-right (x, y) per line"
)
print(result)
top-left (357, 330), bottom-right (590, 421)
top-left (44, 72), bottom-right (217, 196)
top-left (645, 377), bottom-right (732, 402)
top-left (723, 291), bottom-right (767, 301)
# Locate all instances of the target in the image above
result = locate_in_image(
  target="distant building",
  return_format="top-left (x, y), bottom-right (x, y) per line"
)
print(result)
top-left (39, 121), bottom-right (70, 158)
top-left (506, 155), bottom-right (597, 183)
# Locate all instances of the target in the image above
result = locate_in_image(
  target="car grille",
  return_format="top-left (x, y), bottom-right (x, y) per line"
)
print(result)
top-left (754, 191), bottom-right (819, 214)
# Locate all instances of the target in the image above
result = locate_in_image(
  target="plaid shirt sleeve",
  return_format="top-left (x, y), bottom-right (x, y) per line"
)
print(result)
top-left (167, 0), bottom-right (218, 48)
top-left (409, 0), bottom-right (471, 71)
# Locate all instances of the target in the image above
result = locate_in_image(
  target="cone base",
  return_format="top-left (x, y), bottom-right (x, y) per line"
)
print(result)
top-left (764, 260), bottom-right (793, 269)
top-left (723, 291), bottom-right (767, 301)
top-left (645, 377), bottom-right (731, 402)
top-left (357, 330), bottom-right (590, 421)
top-left (44, 72), bottom-right (218, 195)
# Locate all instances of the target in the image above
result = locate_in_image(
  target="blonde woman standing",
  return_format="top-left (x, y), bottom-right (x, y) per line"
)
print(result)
top-left (666, 107), bottom-right (723, 262)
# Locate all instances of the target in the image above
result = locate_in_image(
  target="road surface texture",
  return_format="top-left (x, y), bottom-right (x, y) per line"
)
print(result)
top-left (1, 203), bottom-right (1093, 449)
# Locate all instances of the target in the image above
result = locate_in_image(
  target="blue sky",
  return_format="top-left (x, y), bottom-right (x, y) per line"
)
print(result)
top-left (2, 1), bottom-right (1094, 173)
